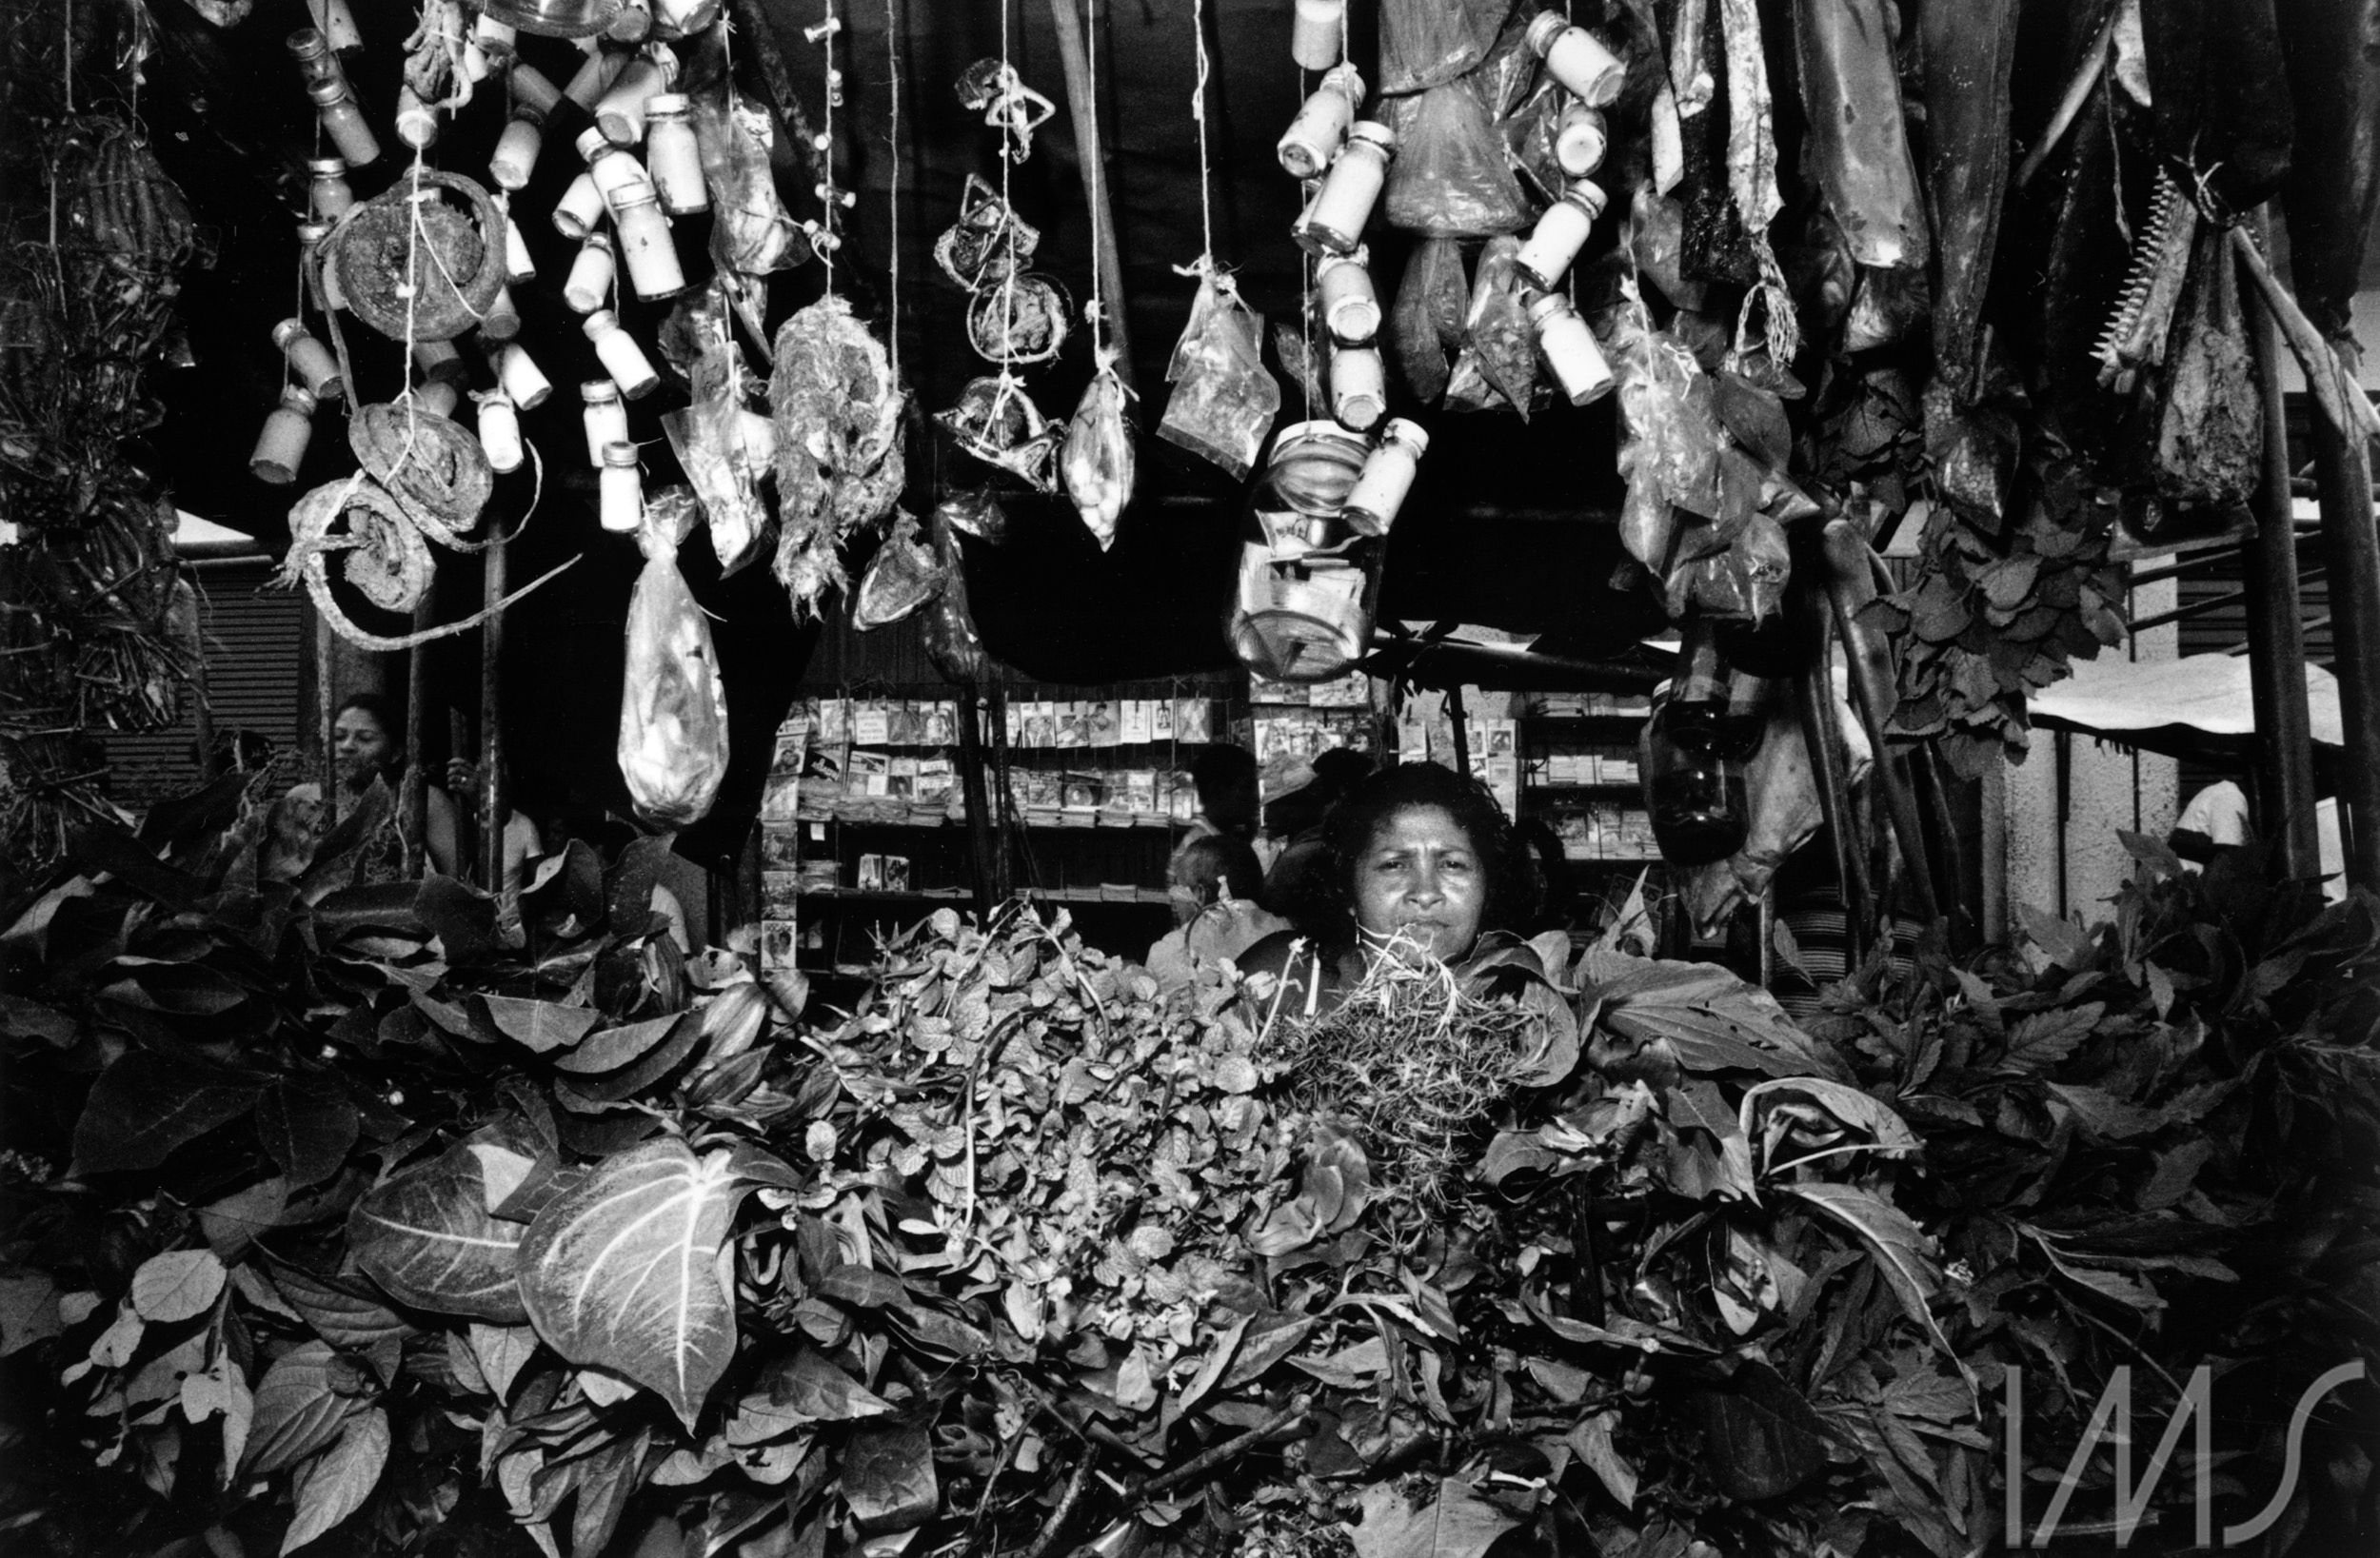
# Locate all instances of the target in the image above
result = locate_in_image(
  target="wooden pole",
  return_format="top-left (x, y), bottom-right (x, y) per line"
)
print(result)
top-left (1795, 641), bottom-right (1870, 962)
top-left (956, 680), bottom-right (998, 917)
top-left (2239, 214), bottom-right (2323, 879)
top-left (402, 598), bottom-right (431, 878)
top-left (1044, 0), bottom-right (1134, 388)
top-left (448, 706), bottom-right (477, 886)
top-left (317, 610), bottom-right (339, 827)
top-left (188, 572), bottom-right (218, 780)
top-left (987, 681), bottom-right (1017, 900)
top-left (2310, 350), bottom-right (2380, 894)
top-left (479, 539), bottom-right (507, 890)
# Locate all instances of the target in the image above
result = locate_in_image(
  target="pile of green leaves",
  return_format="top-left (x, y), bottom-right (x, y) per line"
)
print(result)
top-left (1, 779), bottom-right (2371, 1558)
top-left (1864, 443), bottom-right (2129, 779)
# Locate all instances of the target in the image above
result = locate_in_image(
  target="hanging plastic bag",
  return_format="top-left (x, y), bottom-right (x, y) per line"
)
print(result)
top-left (692, 88), bottom-right (806, 278)
top-left (1378, 0), bottom-right (1511, 94)
top-left (1391, 237), bottom-right (1468, 404)
top-left (619, 487), bottom-right (729, 827)
top-left (1382, 80), bottom-right (1533, 237)
top-left (1159, 269), bottom-right (1280, 480)
top-left (659, 282), bottom-right (770, 575)
top-left (1449, 235), bottom-right (1538, 416)
top-left (1062, 350), bottom-right (1135, 549)
top-left (937, 374), bottom-right (1061, 491)
top-left (1606, 292), bottom-right (1728, 573)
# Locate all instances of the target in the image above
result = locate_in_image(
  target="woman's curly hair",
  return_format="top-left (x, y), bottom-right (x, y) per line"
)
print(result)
top-left (1303, 760), bottom-right (1539, 950)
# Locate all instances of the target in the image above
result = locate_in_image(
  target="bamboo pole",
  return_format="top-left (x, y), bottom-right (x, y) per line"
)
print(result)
top-left (1821, 520), bottom-right (1942, 928)
top-left (2239, 215), bottom-right (2323, 880)
top-left (2310, 349), bottom-right (2380, 894)
top-left (448, 707), bottom-right (477, 887)
top-left (317, 610), bottom-right (339, 827)
top-left (479, 539), bottom-right (507, 891)
top-left (1043, 0), bottom-right (1134, 388)
top-left (402, 598), bottom-right (431, 878)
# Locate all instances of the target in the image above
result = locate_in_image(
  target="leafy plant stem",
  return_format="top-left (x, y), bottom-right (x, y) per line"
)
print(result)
top-left (1127, 1400), bottom-right (1311, 1509)
top-left (1018, 1446), bottom-right (1096, 1558)
top-left (1771, 1142), bottom-right (1920, 1177)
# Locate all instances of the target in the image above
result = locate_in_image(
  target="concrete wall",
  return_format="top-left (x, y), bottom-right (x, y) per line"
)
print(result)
top-left (2003, 576), bottom-right (2180, 928)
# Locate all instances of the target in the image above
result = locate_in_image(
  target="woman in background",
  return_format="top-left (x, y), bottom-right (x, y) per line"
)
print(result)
top-left (264, 694), bottom-right (460, 882)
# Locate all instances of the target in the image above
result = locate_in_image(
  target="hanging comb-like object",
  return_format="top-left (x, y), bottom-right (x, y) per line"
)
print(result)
top-left (2095, 170), bottom-right (2198, 393)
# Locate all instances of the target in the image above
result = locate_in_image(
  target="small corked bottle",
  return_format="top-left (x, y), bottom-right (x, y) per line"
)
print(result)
top-left (600, 441), bottom-right (645, 532)
top-left (565, 48), bottom-right (627, 114)
top-left (1515, 179), bottom-right (1607, 289)
top-left (1527, 292), bottom-right (1614, 405)
top-left (1277, 63), bottom-right (1364, 180)
top-left (584, 310), bottom-right (661, 398)
top-left (273, 319), bottom-right (342, 402)
top-left (1556, 101), bottom-right (1608, 177)
top-left (502, 210), bottom-right (537, 284)
top-left (552, 170), bottom-right (605, 239)
top-left (285, 28), bottom-right (344, 92)
top-left (394, 86), bottom-right (439, 151)
top-left (476, 390), bottom-right (525, 474)
top-left (1524, 12), bottom-right (1625, 108)
top-left (307, 157), bottom-right (354, 223)
top-left (610, 188), bottom-right (685, 299)
top-left (483, 284), bottom-right (523, 342)
top-left (582, 378), bottom-right (630, 466)
top-left (307, 77), bottom-right (382, 168)
top-left (1290, 0), bottom-right (1344, 70)
top-left (594, 49), bottom-right (676, 146)
top-left (489, 101), bottom-right (548, 191)
top-left (249, 385), bottom-right (317, 485)
top-left (643, 93), bottom-right (707, 214)
top-left (1295, 120), bottom-right (1394, 256)
top-left (563, 231), bottom-right (617, 313)
top-left (1342, 418), bottom-right (1428, 537)
top-left (493, 341), bottom-right (553, 410)
top-left (1316, 248), bottom-right (1379, 345)
top-left (1328, 343), bottom-right (1387, 432)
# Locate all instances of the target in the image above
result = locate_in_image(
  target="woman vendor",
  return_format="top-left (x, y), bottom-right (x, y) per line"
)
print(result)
top-left (1239, 760), bottom-right (1538, 1016)
top-left (265, 694), bottom-right (462, 881)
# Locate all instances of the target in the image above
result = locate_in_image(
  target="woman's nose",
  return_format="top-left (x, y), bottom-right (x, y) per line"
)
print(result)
top-left (1408, 863), bottom-right (1443, 903)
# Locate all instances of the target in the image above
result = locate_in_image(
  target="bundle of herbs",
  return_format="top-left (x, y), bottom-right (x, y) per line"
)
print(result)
top-left (1, 783), bottom-right (2371, 1558)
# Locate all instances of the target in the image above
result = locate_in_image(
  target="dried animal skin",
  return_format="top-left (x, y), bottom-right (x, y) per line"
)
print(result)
top-left (852, 510), bottom-right (944, 630)
top-left (769, 294), bottom-right (908, 617)
top-left (1062, 356), bottom-right (1135, 550)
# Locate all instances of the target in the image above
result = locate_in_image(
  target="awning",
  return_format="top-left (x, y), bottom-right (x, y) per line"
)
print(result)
top-left (2029, 652), bottom-right (2345, 764)
top-left (172, 509), bottom-right (265, 561)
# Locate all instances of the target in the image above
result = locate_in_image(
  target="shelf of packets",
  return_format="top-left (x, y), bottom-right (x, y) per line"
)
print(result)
top-left (1521, 690), bottom-right (1656, 720)
top-left (772, 860), bottom-right (1170, 906)
top-left (1544, 804), bottom-right (1661, 863)
top-left (1387, 715), bottom-right (1523, 818)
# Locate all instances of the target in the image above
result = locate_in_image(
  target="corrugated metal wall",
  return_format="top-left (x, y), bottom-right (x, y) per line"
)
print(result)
top-left (101, 560), bottom-right (306, 809)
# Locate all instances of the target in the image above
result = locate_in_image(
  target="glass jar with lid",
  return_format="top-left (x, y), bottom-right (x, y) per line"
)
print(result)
top-left (1227, 421), bottom-right (1389, 682)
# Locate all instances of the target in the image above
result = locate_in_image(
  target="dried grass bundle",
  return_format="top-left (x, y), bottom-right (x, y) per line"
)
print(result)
top-left (1274, 937), bottom-right (1533, 1201)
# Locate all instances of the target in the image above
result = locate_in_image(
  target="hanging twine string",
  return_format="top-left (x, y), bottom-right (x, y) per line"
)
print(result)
top-left (884, 0), bottom-right (902, 377)
top-left (996, 0), bottom-right (1020, 398)
top-left (1082, 0), bottom-right (1107, 356)
top-left (1188, 0), bottom-right (1213, 270)
top-left (820, 0), bottom-right (840, 290)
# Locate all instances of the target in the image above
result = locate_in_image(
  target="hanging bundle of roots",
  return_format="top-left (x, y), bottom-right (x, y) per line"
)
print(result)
top-left (1274, 943), bottom-right (1535, 1203)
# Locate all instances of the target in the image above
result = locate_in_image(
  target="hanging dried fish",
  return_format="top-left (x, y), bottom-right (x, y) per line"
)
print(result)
top-left (1062, 351), bottom-right (1136, 550)
top-left (768, 294), bottom-right (908, 618)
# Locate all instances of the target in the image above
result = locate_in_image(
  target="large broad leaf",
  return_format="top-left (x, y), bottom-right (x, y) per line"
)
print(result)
top-left (1349, 1477), bottom-right (1525, 1558)
top-left (1579, 952), bottom-right (1841, 1079)
top-left (1780, 1183), bottom-right (1955, 1361)
top-left (130, 1249), bottom-right (228, 1323)
top-left (71, 1050), bottom-right (263, 1175)
top-left (281, 1405), bottom-right (389, 1554)
top-left (516, 1139), bottom-right (758, 1428)
top-left (1738, 1077), bottom-right (1921, 1173)
top-left (1693, 1361), bottom-right (1831, 1502)
top-left (244, 1343), bottom-right (358, 1476)
top-left (349, 1145), bottom-right (529, 1322)
top-left (476, 995), bottom-right (603, 1055)
top-left (844, 1423), bottom-right (937, 1536)
top-left (256, 1076), bottom-right (360, 1188)
top-left (260, 1260), bottom-right (414, 1355)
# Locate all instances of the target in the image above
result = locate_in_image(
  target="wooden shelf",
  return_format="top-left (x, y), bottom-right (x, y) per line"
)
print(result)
top-left (1523, 714), bottom-right (1649, 739)
top-left (1524, 782), bottom-right (1643, 798)
top-left (795, 887), bottom-right (1171, 908)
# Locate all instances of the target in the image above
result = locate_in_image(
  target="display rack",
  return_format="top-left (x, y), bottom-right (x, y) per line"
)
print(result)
top-left (1517, 696), bottom-right (1663, 866)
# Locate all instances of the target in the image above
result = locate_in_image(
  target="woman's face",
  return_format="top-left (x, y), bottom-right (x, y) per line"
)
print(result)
top-left (332, 706), bottom-right (394, 789)
top-left (1353, 803), bottom-right (1485, 964)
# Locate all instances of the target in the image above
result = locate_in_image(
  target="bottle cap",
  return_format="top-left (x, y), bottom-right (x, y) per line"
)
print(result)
top-left (1563, 179), bottom-right (1609, 220)
top-left (576, 126), bottom-right (612, 161)
top-left (1381, 417), bottom-right (1429, 456)
top-left (1346, 120), bottom-right (1397, 156)
top-left (645, 91), bottom-right (687, 117)
top-left (509, 62), bottom-right (562, 117)
top-left (583, 308), bottom-right (620, 337)
top-left (295, 220), bottom-right (330, 247)
top-left (582, 378), bottom-right (622, 403)
top-left (1317, 247), bottom-right (1370, 275)
top-left (602, 440), bottom-right (641, 467)
top-left (1526, 292), bottom-right (1577, 325)
top-left (279, 385), bottom-right (319, 414)
top-left (579, 229), bottom-right (615, 252)
top-left (272, 318), bottom-right (310, 348)
top-left (286, 28), bottom-right (328, 60)
top-left (307, 156), bottom-right (349, 177)
top-left (307, 77), bottom-right (352, 106)
top-left (1321, 63), bottom-right (1365, 100)
top-left (1524, 11), bottom-right (1570, 57)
